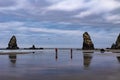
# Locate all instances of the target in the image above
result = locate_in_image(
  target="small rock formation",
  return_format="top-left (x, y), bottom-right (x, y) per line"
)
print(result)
top-left (7, 35), bottom-right (19, 49)
top-left (30, 45), bottom-right (36, 49)
top-left (100, 48), bottom-right (105, 53)
top-left (111, 34), bottom-right (120, 49)
top-left (82, 32), bottom-right (94, 50)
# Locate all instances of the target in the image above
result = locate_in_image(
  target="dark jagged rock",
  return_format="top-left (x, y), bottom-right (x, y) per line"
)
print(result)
top-left (7, 35), bottom-right (19, 49)
top-left (82, 32), bottom-right (94, 50)
top-left (32, 45), bottom-right (36, 49)
top-left (100, 48), bottom-right (105, 53)
top-left (29, 45), bottom-right (36, 49)
top-left (111, 34), bottom-right (120, 49)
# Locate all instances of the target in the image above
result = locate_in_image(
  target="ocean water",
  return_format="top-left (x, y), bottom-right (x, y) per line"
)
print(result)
top-left (0, 49), bottom-right (120, 80)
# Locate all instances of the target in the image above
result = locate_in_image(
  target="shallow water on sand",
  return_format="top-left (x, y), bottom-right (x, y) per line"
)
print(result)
top-left (0, 49), bottom-right (120, 80)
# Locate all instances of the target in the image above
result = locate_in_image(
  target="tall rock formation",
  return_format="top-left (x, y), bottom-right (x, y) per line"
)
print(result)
top-left (7, 35), bottom-right (19, 49)
top-left (82, 32), bottom-right (94, 50)
top-left (111, 34), bottom-right (120, 49)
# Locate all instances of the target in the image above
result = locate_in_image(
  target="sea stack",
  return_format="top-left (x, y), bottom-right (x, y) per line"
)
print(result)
top-left (82, 32), bottom-right (94, 50)
top-left (30, 45), bottom-right (36, 49)
top-left (111, 34), bottom-right (120, 49)
top-left (7, 35), bottom-right (19, 49)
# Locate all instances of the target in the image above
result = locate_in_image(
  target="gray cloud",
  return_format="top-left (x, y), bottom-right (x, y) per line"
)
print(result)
top-left (0, 0), bottom-right (120, 48)
top-left (0, 0), bottom-right (15, 7)
top-left (0, 0), bottom-right (119, 26)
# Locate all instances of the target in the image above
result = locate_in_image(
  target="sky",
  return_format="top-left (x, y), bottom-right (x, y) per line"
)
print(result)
top-left (0, 0), bottom-right (120, 48)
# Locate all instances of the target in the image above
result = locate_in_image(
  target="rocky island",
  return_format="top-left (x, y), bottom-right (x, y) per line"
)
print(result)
top-left (7, 35), bottom-right (19, 49)
top-left (82, 32), bottom-right (94, 50)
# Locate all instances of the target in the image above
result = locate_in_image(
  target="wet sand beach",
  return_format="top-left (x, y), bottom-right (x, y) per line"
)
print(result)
top-left (0, 49), bottom-right (120, 80)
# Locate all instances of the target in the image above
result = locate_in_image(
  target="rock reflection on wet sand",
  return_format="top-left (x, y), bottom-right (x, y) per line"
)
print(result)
top-left (0, 49), bottom-right (120, 80)
top-left (9, 54), bottom-right (17, 64)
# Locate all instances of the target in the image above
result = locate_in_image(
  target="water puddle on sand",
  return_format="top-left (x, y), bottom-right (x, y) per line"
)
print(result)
top-left (0, 49), bottom-right (120, 80)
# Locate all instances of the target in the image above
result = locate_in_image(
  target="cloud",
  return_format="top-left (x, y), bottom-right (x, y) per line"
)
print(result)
top-left (0, 0), bottom-right (15, 7)
top-left (0, 21), bottom-right (83, 36)
top-left (0, 21), bottom-right (24, 30)
top-left (0, 0), bottom-right (120, 25)
top-left (0, 0), bottom-right (120, 48)
top-left (46, 0), bottom-right (84, 11)
top-left (44, 0), bottom-right (120, 24)
top-left (0, 0), bottom-right (27, 11)
top-left (105, 14), bottom-right (120, 24)
top-left (27, 27), bottom-right (83, 36)
top-left (74, 0), bottom-right (120, 18)
top-left (47, 0), bottom-right (120, 11)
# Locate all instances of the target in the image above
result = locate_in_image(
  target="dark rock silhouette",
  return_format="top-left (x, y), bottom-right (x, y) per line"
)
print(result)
top-left (82, 32), bottom-right (94, 50)
top-left (29, 45), bottom-right (36, 49)
top-left (7, 35), bottom-right (19, 49)
top-left (111, 34), bottom-right (120, 49)
top-left (111, 43), bottom-right (116, 49)
top-left (100, 48), bottom-right (105, 53)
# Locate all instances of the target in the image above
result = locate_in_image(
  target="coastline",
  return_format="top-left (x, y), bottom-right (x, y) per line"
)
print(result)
top-left (0, 48), bottom-right (120, 54)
